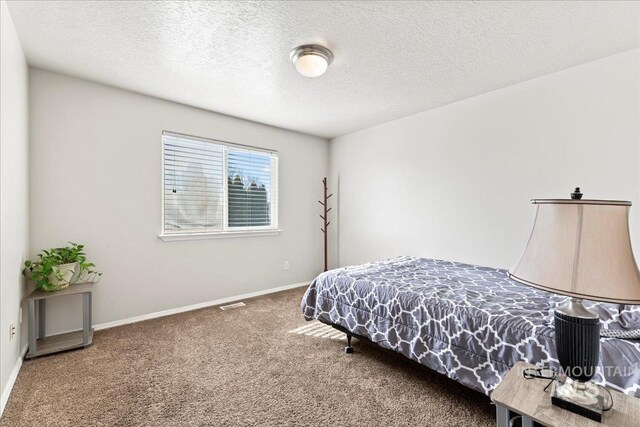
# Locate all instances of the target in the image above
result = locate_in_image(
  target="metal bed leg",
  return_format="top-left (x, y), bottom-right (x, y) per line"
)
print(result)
top-left (345, 333), bottom-right (354, 354)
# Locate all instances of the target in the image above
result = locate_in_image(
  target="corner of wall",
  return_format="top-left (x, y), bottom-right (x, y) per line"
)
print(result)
top-left (327, 138), bottom-right (340, 269)
top-left (1, 0), bottom-right (30, 417)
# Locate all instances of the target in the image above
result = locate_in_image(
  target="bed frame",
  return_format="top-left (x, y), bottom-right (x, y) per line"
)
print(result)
top-left (323, 320), bottom-right (489, 393)
top-left (331, 323), bottom-right (355, 353)
top-left (319, 320), bottom-right (360, 354)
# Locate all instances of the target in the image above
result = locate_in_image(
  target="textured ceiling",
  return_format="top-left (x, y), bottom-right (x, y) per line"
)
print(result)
top-left (6, 1), bottom-right (640, 138)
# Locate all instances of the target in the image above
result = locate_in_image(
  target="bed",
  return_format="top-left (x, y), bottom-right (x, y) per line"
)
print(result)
top-left (301, 256), bottom-right (640, 397)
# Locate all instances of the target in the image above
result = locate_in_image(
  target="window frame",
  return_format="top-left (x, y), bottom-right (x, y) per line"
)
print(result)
top-left (159, 131), bottom-right (280, 241)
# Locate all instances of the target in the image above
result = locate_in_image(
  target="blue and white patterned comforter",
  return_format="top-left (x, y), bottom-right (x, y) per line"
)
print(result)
top-left (301, 257), bottom-right (640, 397)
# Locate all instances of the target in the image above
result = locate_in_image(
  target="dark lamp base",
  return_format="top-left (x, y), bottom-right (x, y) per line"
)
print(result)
top-left (553, 298), bottom-right (603, 422)
top-left (554, 299), bottom-right (600, 382)
top-left (551, 378), bottom-right (605, 422)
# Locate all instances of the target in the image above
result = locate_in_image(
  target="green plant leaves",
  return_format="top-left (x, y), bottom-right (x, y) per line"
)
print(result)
top-left (22, 242), bottom-right (102, 291)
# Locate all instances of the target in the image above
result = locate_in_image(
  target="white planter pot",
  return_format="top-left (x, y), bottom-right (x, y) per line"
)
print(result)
top-left (48, 262), bottom-right (78, 289)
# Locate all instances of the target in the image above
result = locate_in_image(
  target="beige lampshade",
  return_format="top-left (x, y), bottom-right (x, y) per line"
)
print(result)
top-left (509, 199), bottom-right (640, 304)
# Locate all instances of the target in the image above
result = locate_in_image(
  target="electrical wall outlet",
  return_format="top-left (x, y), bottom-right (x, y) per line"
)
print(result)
top-left (284, 261), bottom-right (290, 270)
top-left (8, 323), bottom-right (16, 341)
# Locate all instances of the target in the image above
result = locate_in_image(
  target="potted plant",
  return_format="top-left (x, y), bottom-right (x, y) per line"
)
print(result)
top-left (23, 242), bottom-right (101, 292)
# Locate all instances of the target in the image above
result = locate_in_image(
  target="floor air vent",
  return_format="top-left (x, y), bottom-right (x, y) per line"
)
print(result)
top-left (220, 302), bottom-right (246, 310)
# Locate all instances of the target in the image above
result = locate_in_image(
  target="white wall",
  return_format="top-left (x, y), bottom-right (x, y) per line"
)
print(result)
top-left (329, 49), bottom-right (640, 270)
top-left (0, 0), bottom-right (29, 414)
top-left (29, 69), bottom-right (328, 334)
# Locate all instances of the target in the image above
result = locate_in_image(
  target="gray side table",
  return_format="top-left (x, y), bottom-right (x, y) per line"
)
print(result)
top-left (491, 361), bottom-right (639, 427)
top-left (26, 282), bottom-right (94, 359)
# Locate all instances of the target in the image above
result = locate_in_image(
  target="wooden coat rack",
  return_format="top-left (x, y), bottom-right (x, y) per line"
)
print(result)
top-left (319, 177), bottom-right (332, 272)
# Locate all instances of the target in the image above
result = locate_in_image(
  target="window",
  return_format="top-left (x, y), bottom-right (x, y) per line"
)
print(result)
top-left (161, 131), bottom-right (278, 239)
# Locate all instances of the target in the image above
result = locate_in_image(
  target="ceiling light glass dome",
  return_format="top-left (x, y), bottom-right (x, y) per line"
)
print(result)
top-left (290, 44), bottom-right (334, 78)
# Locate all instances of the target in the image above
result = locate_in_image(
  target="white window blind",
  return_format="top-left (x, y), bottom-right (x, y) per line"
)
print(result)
top-left (162, 132), bottom-right (278, 236)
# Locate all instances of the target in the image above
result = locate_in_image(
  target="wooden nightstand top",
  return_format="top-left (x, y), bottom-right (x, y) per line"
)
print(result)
top-left (491, 361), bottom-right (639, 427)
top-left (27, 282), bottom-right (94, 300)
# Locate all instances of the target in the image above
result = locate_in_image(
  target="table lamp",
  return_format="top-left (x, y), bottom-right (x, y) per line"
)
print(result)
top-left (508, 190), bottom-right (640, 421)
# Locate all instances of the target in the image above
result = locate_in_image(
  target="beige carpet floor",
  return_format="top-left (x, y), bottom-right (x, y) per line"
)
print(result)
top-left (1, 287), bottom-right (495, 426)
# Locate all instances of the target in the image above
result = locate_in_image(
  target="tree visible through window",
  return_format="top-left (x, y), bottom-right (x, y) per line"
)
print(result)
top-left (162, 132), bottom-right (278, 234)
top-left (228, 149), bottom-right (272, 227)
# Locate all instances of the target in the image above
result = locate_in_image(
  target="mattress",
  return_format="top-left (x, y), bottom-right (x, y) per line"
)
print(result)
top-left (301, 257), bottom-right (640, 397)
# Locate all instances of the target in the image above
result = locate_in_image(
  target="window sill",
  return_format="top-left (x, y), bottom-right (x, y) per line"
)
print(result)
top-left (158, 229), bottom-right (281, 241)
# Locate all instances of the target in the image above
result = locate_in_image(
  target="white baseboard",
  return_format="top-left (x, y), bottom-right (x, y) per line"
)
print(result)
top-left (1, 344), bottom-right (28, 416)
top-left (0, 281), bottom-right (311, 416)
top-left (94, 280), bottom-right (311, 331)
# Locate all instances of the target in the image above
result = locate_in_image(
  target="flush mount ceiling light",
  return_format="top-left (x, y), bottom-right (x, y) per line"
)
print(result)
top-left (290, 44), bottom-right (334, 78)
